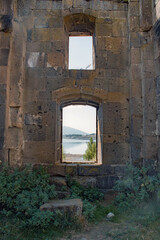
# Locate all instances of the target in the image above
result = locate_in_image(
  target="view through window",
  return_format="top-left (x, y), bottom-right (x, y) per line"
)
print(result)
top-left (69, 36), bottom-right (94, 70)
top-left (62, 105), bottom-right (96, 163)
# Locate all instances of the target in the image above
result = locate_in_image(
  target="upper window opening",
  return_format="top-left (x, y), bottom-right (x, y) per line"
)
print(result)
top-left (69, 36), bottom-right (94, 70)
top-left (62, 104), bottom-right (97, 163)
top-left (64, 14), bottom-right (96, 70)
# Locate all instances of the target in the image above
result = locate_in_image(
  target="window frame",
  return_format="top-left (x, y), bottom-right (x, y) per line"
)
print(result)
top-left (57, 100), bottom-right (102, 165)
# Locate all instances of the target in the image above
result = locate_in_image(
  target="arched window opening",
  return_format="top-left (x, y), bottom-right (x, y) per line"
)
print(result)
top-left (62, 104), bottom-right (97, 163)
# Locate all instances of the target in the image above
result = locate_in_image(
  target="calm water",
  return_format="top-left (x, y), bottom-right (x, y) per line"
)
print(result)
top-left (63, 138), bottom-right (90, 154)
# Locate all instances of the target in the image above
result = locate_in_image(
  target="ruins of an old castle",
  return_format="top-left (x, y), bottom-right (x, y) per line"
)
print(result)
top-left (0, 0), bottom-right (160, 189)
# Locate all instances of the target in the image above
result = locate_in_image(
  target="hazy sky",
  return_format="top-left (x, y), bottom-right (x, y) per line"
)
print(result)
top-left (69, 36), bottom-right (93, 70)
top-left (63, 105), bottom-right (96, 134)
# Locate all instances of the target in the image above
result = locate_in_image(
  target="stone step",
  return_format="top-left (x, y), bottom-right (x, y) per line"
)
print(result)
top-left (55, 190), bottom-right (71, 199)
top-left (40, 199), bottom-right (83, 217)
top-left (49, 177), bottom-right (67, 191)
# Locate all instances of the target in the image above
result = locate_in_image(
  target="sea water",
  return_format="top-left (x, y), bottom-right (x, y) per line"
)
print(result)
top-left (62, 138), bottom-right (90, 154)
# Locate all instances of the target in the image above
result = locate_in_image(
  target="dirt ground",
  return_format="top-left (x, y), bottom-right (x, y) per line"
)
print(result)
top-left (59, 218), bottom-right (160, 240)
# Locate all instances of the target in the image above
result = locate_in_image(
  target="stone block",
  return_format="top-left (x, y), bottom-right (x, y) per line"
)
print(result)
top-left (73, 176), bottom-right (97, 188)
top-left (48, 17), bottom-right (63, 28)
top-left (66, 164), bottom-right (78, 176)
top-left (49, 177), bottom-right (67, 190)
top-left (23, 141), bottom-right (55, 164)
top-left (0, 66), bottom-right (7, 84)
top-left (130, 136), bottom-right (142, 162)
top-left (56, 191), bottom-right (70, 199)
top-left (0, 84), bottom-right (6, 103)
top-left (112, 19), bottom-right (127, 37)
top-left (0, 128), bottom-right (4, 149)
top-left (96, 23), bottom-right (112, 36)
top-left (107, 50), bottom-right (129, 68)
top-left (78, 165), bottom-right (100, 176)
top-left (103, 142), bottom-right (129, 165)
top-left (47, 51), bottom-right (64, 68)
top-left (0, 104), bottom-right (5, 127)
top-left (0, 49), bottom-right (9, 66)
top-left (130, 32), bottom-right (141, 48)
top-left (0, 0), bottom-right (12, 15)
top-left (0, 33), bottom-right (10, 49)
top-left (140, 0), bottom-right (152, 32)
top-left (130, 16), bottom-right (140, 32)
top-left (114, 165), bottom-right (125, 176)
top-left (24, 125), bottom-right (46, 141)
top-left (96, 176), bottom-right (119, 190)
top-left (27, 52), bottom-right (46, 68)
top-left (145, 136), bottom-right (158, 160)
top-left (131, 64), bottom-right (142, 80)
top-left (40, 199), bottom-right (83, 217)
top-left (99, 164), bottom-right (115, 175)
top-left (105, 37), bottom-right (127, 53)
top-left (129, 2), bottom-right (139, 17)
top-left (9, 107), bottom-right (23, 128)
top-left (131, 48), bottom-right (141, 64)
top-left (48, 165), bottom-right (66, 176)
top-left (7, 128), bottom-right (21, 149)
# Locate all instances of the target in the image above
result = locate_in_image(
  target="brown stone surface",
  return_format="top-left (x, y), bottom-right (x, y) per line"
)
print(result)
top-left (0, 0), bottom-right (159, 190)
top-left (40, 199), bottom-right (83, 217)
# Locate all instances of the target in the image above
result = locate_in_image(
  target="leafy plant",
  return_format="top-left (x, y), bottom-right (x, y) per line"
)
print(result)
top-left (83, 137), bottom-right (96, 161)
top-left (0, 166), bottom-right (72, 229)
top-left (66, 175), bottom-right (104, 221)
top-left (114, 164), bottom-right (160, 211)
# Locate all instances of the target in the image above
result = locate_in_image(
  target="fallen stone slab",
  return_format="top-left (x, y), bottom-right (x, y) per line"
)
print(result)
top-left (40, 199), bottom-right (83, 217)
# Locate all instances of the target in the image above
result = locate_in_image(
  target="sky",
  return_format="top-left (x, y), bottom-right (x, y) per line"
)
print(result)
top-left (69, 36), bottom-right (93, 70)
top-left (63, 105), bottom-right (96, 134)
top-left (63, 37), bottom-right (95, 134)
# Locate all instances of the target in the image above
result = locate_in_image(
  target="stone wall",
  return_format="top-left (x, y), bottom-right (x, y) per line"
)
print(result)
top-left (153, 0), bottom-right (160, 165)
top-left (0, 0), bottom-right (12, 161)
top-left (0, 0), bottom-right (159, 190)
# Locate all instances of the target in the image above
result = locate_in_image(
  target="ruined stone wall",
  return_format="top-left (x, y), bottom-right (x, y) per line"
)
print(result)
top-left (153, 0), bottom-right (160, 165)
top-left (129, 0), bottom-right (157, 167)
top-left (0, 0), bottom-right (12, 161)
top-left (0, 0), bottom-right (158, 190)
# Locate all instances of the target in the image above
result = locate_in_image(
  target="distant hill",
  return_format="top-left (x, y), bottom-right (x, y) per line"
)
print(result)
top-left (63, 126), bottom-right (88, 136)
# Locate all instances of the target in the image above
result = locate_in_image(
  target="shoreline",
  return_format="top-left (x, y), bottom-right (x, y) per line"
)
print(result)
top-left (63, 154), bottom-right (96, 163)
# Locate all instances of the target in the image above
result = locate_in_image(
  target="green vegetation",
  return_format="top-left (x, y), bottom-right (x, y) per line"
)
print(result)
top-left (0, 167), bottom-right (105, 239)
top-left (66, 174), bottom-right (104, 221)
top-left (0, 166), bottom-right (76, 230)
top-left (0, 164), bottom-right (160, 240)
top-left (113, 164), bottom-right (160, 211)
top-left (62, 147), bottom-right (66, 160)
top-left (83, 137), bottom-right (96, 161)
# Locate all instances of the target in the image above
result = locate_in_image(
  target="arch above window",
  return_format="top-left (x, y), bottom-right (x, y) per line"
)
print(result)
top-left (64, 13), bottom-right (96, 36)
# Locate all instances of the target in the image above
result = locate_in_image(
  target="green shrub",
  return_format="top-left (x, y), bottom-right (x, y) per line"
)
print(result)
top-left (0, 166), bottom-right (59, 229)
top-left (82, 200), bottom-right (96, 221)
top-left (114, 164), bottom-right (160, 211)
top-left (83, 137), bottom-right (96, 161)
top-left (66, 175), bottom-right (104, 221)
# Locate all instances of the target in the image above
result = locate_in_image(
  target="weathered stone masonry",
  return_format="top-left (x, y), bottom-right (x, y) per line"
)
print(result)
top-left (0, 0), bottom-right (159, 190)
